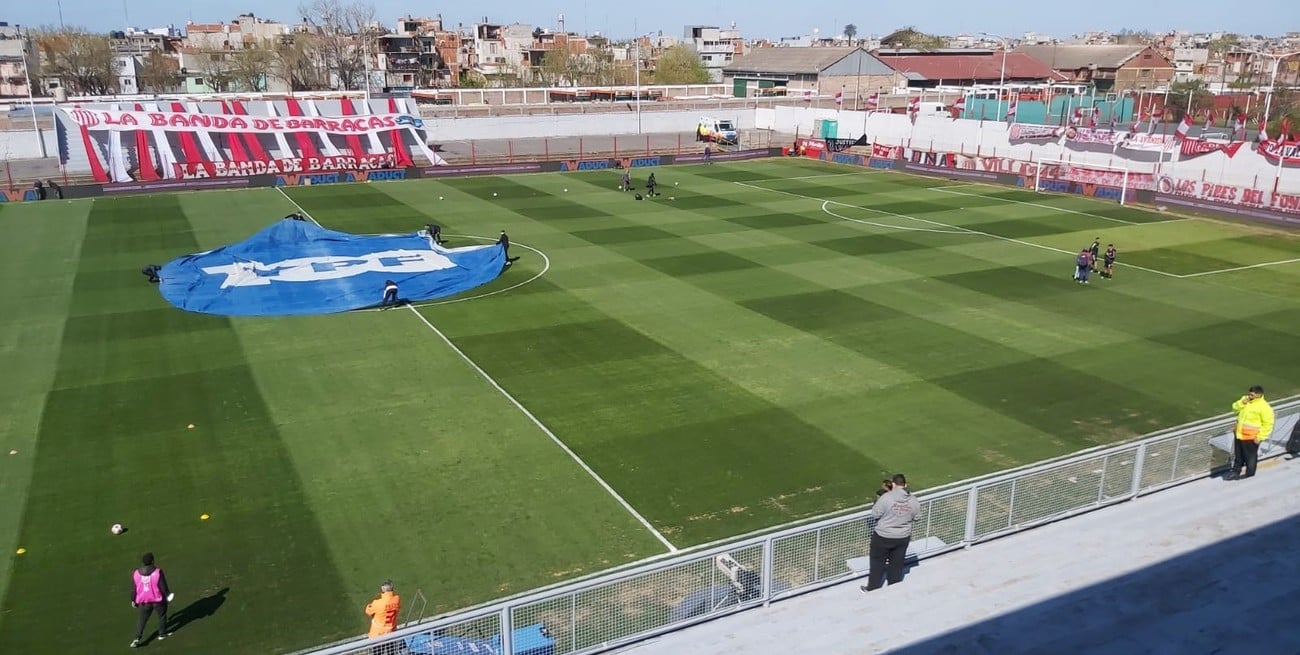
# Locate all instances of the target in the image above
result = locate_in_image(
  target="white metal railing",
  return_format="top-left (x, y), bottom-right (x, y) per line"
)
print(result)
top-left (299, 397), bottom-right (1299, 655)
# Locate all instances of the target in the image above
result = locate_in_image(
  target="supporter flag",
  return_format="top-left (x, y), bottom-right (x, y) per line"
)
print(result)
top-left (867, 93), bottom-right (880, 110)
top-left (1202, 109), bottom-right (1214, 130)
top-left (1088, 110), bottom-right (1099, 128)
top-left (908, 96), bottom-right (920, 125)
top-left (1283, 117), bottom-right (1294, 142)
top-left (1174, 114), bottom-right (1193, 141)
top-left (1147, 112), bottom-right (1159, 135)
top-left (1004, 96), bottom-right (1018, 124)
top-left (950, 94), bottom-right (967, 119)
top-left (835, 88), bottom-right (844, 107)
top-left (1258, 119), bottom-right (1269, 143)
top-left (1231, 113), bottom-right (1245, 141)
top-left (1070, 107), bottom-right (1083, 126)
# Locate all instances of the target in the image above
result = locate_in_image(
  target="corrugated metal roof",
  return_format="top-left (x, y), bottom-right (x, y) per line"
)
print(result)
top-left (723, 47), bottom-right (860, 74)
top-left (874, 52), bottom-right (1061, 82)
top-left (1015, 45), bottom-right (1148, 71)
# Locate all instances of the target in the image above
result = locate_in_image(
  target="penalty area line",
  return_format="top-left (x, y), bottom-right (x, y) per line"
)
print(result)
top-left (403, 305), bottom-right (679, 553)
top-left (736, 180), bottom-right (1183, 278)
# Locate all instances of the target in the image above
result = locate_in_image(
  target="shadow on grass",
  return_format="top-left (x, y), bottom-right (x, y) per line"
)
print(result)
top-left (169, 587), bottom-right (229, 634)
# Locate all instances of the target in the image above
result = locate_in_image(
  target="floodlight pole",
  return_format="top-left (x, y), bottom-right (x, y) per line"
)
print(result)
top-left (18, 26), bottom-right (46, 158)
top-left (1251, 50), bottom-right (1300, 127)
top-left (982, 32), bottom-right (1011, 121)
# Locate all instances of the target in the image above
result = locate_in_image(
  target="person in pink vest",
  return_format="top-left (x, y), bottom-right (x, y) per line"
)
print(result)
top-left (130, 552), bottom-right (172, 648)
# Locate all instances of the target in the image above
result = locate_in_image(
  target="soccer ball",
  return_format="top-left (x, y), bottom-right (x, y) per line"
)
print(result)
top-left (111, 524), bottom-right (124, 535)
top-left (492, 192), bottom-right (498, 197)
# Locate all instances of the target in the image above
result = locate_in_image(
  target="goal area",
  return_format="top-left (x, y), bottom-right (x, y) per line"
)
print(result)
top-left (1031, 159), bottom-right (1135, 206)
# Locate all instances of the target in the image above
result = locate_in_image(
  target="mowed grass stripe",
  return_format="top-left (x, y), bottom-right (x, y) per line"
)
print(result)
top-left (434, 280), bottom-right (888, 544)
top-left (0, 195), bottom-right (354, 655)
top-left (0, 200), bottom-right (92, 622)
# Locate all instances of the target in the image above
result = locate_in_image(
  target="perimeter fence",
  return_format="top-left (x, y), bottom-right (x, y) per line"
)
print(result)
top-left (302, 398), bottom-right (1300, 655)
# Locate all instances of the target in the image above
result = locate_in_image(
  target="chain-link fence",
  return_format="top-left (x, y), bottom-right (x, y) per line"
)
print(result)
top-left (300, 398), bottom-right (1298, 655)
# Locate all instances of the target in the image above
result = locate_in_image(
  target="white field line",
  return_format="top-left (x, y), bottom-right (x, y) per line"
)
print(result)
top-left (734, 180), bottom-right (1182, 278)
top-left (928, 186), bottom-right (1143, 225)
top-left (736, 171), bottom-right (883, 183)
top-left (278, 185), bottom-right (673, 550)
top-left (928, 184), bottom-right (1189, 226)
top-left (404, 306), bottom-right (678, 553)
top-left (407, 234), bottom-right (551, 309)
top-left (1176, 256), bottom-right (1300, 278)
top-left (821, 201), bottom-right (972, 235)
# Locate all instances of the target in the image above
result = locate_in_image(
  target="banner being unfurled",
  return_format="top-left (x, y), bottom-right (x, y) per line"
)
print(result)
top-left (65, 107), bottom-right (424, 134)
top-left (159, 219), bottom-right (507, 316)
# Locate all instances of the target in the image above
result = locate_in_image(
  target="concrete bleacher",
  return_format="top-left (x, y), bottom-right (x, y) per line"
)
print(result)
top-left (617, 455), bottom-right (1300, 655)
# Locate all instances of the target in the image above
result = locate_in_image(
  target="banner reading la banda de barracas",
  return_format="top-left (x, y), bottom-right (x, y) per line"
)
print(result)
top-left (176, 153), bottom-right (398, 179)
top-left (65, 107), bottom-right (425, 135)
top-left (1258, 139), bottom-right (1300, 166)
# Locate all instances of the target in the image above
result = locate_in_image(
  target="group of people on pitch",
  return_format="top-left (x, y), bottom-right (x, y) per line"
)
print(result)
top-left (1073, 237), bottom-right (1117, 284)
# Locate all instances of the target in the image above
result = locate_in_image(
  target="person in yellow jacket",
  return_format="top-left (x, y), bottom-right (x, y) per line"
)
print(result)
top-left (1228, 385), bottom-right (1275, 480)
top-left (364, 581), bottom-right (401, 639)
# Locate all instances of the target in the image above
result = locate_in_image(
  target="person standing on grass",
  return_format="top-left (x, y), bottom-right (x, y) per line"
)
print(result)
top-left (1227, 386), bottom-right (1275, 480)
top-left (1074, 248), bottom-right (1092, 284)
top-left (621, 169), bottom-right (633, 191)
top-left (860, 474), bottom-right (921, 593)
top-left (498, 230), bottom-right (517, 263)
top-left (1088, 238), bottom-right (1101, 272)
top-left (1102, 244), bottom-right (1117, 279)
top-left (130, 552), bottom-right (172, 647)
top-left (704, 143), bottom-right (713, 164)
top-left (646, 172), bottom-right (658, 197)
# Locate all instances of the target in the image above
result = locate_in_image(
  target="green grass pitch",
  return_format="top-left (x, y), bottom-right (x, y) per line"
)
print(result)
top-left (1, 159), bottom-right (1298, 654)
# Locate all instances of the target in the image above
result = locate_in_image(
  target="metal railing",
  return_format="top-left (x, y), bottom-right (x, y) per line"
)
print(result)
top-left (300, 396), bottom-right (1300, 655)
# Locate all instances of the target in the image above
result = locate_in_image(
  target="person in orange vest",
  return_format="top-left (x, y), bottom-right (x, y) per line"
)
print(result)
top-left (1227, 385), bottom-right (1275, 480)
top-left (365, 580), bottom-right (401, 639)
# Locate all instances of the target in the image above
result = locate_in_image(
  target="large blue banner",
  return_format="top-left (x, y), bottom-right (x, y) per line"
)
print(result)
top-left (159, 219), bottom-right (506, 316)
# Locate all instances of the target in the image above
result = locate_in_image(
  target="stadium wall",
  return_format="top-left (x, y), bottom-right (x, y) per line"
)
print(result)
top-left (758, 106), bottom-right (1298, 194)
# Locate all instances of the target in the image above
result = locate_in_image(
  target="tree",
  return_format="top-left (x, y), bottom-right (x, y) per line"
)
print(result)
top-left (879, 26), bottom-right (945, 51)
top-left (195, 52), bottom-right (235, 93)
top-left (298, 0), bottom-right (377, 90)
top-left (1112, 29), bottom-right (1155, 45)
top-left (37, 28), bottom-right (118, 95)
top-left (229, 44), bottom-right (276, 92)
top-left (651, 45), bottom-right (710, 84)
top-left (137, 49), bottom-right (181, 93)
top-left (274, 34), bottom-right (331, 91)
top-left (538, 47), bottom-right (570, 86)
top-left (1206, 34), bottom-right (1241, 56)
top-left (844, 24), bottom-right (857, 43)
top-left (1167, 80), bottom-right (1212, 120)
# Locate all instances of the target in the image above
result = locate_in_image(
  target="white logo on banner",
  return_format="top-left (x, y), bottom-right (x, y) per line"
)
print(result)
top-left (202, 250), bottom-right (455, 288)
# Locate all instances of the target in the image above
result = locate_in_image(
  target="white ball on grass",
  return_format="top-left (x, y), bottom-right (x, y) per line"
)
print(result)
top-left (438, 196), bottom-right (444, 200)
top-left (111, 523), bottom-right (124, 535)
top-left (492, 192), bottom-right (498, 197)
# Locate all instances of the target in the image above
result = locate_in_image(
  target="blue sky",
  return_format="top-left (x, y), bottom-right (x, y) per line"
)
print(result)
top-left (4, 0), bottom-right (1294, 39)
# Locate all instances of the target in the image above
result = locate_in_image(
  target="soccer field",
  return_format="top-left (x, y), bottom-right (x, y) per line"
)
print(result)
top-left (1, 159), bottom-right (1298, 654)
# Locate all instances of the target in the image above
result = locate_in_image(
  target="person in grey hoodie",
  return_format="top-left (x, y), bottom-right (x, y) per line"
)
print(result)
top-left (861, 474), bottom-right (922, 592)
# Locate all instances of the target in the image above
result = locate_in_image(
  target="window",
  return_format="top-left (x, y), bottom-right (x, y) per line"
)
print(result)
top-left (195, 77), bottom-right (205, 86)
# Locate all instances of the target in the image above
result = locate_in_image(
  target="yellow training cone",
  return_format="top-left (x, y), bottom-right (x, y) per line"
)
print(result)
top-left (200, 514), bottom-right (210, 520)
top-left (187, 424), bottom-right (196, 429)
top-left (15, 548), bottom-right (26, 555)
